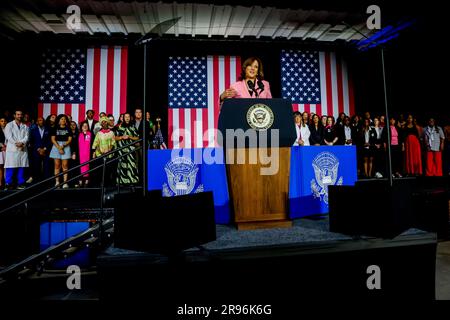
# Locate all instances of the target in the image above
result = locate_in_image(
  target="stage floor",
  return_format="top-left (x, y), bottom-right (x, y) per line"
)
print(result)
top-left (97, 217), bottom-right (437, 301)
top-left (104, 216), bottom-right (432, 256)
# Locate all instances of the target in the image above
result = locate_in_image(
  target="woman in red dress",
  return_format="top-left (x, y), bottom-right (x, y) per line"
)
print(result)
top-left (402, 114), bottom-right (422, 175)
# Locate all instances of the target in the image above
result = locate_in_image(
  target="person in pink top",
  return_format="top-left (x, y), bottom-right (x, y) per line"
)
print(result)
top-left (382, 116), bottom-right (403, 178)
top-left (78, 122), bottom-right (92, 187)
top-left (220, 57), bottom-right (272, 105)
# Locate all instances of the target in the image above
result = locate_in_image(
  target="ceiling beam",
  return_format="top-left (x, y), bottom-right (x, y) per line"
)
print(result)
top-left (98, 16), bottom-right (111, 35)
top-left (191, 3), bottom-right (197, 37)
top-left (0, 11), bottom-right (25, 33)
top-left (149, 3), bottom-right (161, 34)
top-left (172, 2), bottom-right (179, 37)
top-left (116, 15), bottom-right (129, 35)
top-left (223, 6), bottom-right (236, 38)
top-left (12, 6), bottom-right (40, 33)
top-left (81, 15), bottom-right (94, 35)
top-left (109, 2), bottom-right (130, 35)
top-left (131, 1), bottom-right (145, 35)
top-left (239, 6), bottom-right (256, 38)
top-left (255, 7), bottom-right (275, 39)
top-left (207, 5), bottom-right (217, 38)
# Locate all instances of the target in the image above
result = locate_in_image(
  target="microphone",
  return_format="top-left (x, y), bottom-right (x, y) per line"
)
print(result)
top-left (247, 80), bottom-right (258, 97)
top-left (257, 79), bottom-right (265, 94)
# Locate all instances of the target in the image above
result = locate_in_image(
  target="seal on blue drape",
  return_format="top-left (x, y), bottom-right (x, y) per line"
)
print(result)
top-left (147, 148), bottom-right (231, 224)
top-left (289, 146), bottom-right (357, 218)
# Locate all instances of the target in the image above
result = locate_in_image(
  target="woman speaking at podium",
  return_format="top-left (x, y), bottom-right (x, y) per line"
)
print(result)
top-left (220, 57), bottom-right (272, 103)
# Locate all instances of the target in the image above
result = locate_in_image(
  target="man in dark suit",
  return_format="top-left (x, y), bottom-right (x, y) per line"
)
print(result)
top-left (336, 116), bottom-right (354, 145)
top-left (132, 108), bottom-right (155, 183)
top-left (29, 117), bottom-right (52, 181)
top-left (83, 109), bottom-right (98, 133)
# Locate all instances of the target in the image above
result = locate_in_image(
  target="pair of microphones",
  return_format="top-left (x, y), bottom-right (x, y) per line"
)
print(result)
top-left (247, 79), bottom-right (265, 97)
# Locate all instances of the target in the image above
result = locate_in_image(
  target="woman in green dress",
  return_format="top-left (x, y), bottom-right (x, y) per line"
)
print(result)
top-left (115, 113), bottom-right (139, 185)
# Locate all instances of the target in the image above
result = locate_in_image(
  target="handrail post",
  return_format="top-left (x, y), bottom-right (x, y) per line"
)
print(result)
top-left (99, 157), bottom-right (107, 245)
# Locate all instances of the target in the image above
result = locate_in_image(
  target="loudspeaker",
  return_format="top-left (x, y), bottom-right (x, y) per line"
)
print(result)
top-left (114, 190), bottom-right (216, 254)
top-left (329, 178), bottom-right (415, 238)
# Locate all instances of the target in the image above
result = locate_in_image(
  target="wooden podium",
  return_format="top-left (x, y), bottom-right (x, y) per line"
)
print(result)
top-left (218, 98), bottom-right (296, 230)
top-left (226, 147), bottom-right (292, 230)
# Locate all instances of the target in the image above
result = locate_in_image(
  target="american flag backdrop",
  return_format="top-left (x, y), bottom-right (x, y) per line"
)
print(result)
top-left (38, 46), bottom-right (128, 124)
top-left (168, 56), bottom-right (241, 149)
top-left (281, 49), bottom-right (355, 118)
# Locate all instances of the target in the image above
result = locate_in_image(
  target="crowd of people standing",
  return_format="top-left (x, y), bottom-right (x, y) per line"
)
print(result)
top-left (0, 107), bottom-right (449, 190)
top-left (0, 108), bottom-right (164, 190)
top-left (293, 111), bottom-right (450, 179)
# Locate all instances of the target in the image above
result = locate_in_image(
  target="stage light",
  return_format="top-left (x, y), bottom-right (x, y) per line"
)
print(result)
top-left (355, 19), bottom-right (416, 51)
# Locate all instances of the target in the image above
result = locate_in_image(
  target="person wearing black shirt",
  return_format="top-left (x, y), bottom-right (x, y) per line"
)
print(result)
top-left (309, 114), bottom-right (324, 146)
top-left (49, 115), bottom-right (72, 188)
top-left (68, 121), bottom-right (80, 187)
top-left (324, 116), bottom-right (338, 146)
top-left (336, 116), bottom-right (354, 145)
top-left (373, 117), bottom-right (385, 178)
top-left (359, 118), bottom-right (377, 178)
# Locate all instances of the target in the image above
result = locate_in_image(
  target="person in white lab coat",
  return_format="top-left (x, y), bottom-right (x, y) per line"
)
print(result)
top-left (293, 111), bottom-right (311, 146)
top-left (4, 110), bottom-right (29, 189)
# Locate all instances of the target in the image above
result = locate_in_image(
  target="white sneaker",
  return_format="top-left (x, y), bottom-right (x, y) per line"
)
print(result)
top-left (26, 177), bottom-right (33, 184)
top-left (375, 172), bottom-right (383, 178)
top-left (62, 183), bottom-right (69, 189)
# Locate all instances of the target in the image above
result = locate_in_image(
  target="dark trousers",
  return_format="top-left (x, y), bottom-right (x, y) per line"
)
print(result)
top-left (31, 153), bottom-right (50, 181)
top-left (374, 147), bottom-right (386, 175)
top-left (390, 144), bottom-right (402, 175)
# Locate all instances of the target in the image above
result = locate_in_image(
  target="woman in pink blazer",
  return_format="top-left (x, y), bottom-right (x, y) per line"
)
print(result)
top-left (78, 122), bottom-right (92, 187)
top-left (220, 57), bottom-right (272, 104)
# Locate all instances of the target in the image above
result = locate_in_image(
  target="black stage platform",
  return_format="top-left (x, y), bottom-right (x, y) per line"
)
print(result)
top-left (98, 217), bottom-right (437, 302)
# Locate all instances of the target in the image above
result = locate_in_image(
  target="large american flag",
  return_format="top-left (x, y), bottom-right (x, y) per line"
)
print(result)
top-left (281, 50), bottom-right (355, 118)
top-left (168, 56), bottom-right (241, 149)
top-left (38, 46), bottom-right (128, 124)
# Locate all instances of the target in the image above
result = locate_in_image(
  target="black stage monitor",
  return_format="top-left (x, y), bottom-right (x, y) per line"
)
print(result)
top-left (114, 190), bottom-right (216, 254)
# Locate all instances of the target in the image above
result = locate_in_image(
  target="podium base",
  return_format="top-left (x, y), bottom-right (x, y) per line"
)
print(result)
top-left (236, 219), bottom-right (293, 230)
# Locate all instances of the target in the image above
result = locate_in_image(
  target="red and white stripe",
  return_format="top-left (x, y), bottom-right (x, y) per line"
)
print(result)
top-left (168, 55), bottom-right (241, 149)
top-left (38, 46), bottom-right (128, 125)
top-left (292, 51), bottom-right (354, 119)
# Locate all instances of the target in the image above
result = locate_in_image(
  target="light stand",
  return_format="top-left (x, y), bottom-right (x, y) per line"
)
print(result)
top-left (343, 22), bottom-right (393, 186)
top-left (135, 17), bottom-right (181, 196)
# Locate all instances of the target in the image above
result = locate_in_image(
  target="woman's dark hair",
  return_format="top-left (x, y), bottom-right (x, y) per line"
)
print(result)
top-left (45, 114), bottom-right (57, 127)
top-left (350, 115), bottom-right (360, 125)
top-left (79, 121), bottom-right (89, 131)
top-left (121, 113), bottom-right (132, 127)
top-left (55, 114), bottom-right (69, 128)
top-left (70, 121), bottom-right (79, 136)
top-left (326, 116), bottom-right (335, 126)
top-left (311, 114), bottom-right (321, 126)
top-left (117, 113), bottom-right (125, 125)
top-left (240, 57), bottom-right (264, 80)
top-left (406, 114), bottom-right (414, 124)
top-left (363, 118), bottom-right (371, 129)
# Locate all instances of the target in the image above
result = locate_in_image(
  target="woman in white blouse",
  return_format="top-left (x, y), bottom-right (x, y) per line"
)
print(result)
top-left (293, 112), bottom-right (310, 146)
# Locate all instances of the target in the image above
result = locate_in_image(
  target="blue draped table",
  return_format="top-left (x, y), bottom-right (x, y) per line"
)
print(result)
top-left (289, 146), bottom-right (357, 218)
top-left (147, 146), bottom-right (357, 224)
